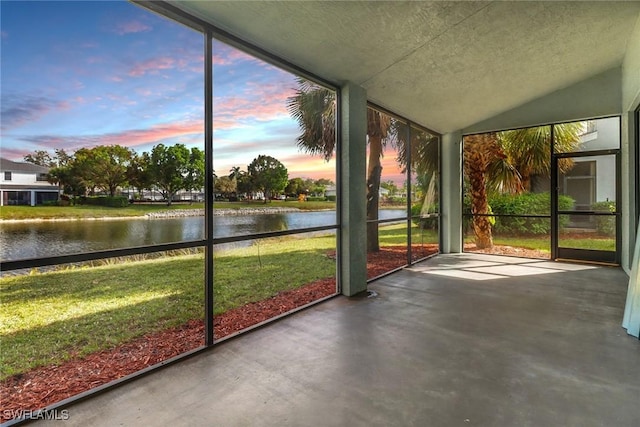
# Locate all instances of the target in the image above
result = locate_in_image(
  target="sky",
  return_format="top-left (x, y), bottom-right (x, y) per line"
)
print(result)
top-left (0, 0), bottom-right (404, 184)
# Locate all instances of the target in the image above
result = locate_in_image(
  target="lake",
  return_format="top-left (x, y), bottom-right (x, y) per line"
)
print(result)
top-left (0, 209), bottom-right (406, 261)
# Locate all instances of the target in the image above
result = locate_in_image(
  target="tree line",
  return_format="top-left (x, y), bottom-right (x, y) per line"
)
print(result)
top-left (25, 144), bottom-right (204, 205)
top-left (24, 147), bottom-right (334, 205)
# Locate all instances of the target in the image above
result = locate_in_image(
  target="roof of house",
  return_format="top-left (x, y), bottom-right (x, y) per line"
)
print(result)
top-left (0, 158), bottom-right (50, 174)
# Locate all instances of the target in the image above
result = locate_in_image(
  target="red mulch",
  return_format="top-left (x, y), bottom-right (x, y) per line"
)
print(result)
top-left (2, 246), bottom-right (436, 422)
top-left (464, 243), bottom-right (550, 259)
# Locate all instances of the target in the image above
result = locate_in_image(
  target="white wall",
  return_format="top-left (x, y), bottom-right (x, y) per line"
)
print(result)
top-left (1, 171), bottom-right (45, 186)
top-left (621, 14), bottom-right (640, 273)
top-left (621, 14), bottom-right (640, 336)
top-left (579, 117), bottom-right (620, 204)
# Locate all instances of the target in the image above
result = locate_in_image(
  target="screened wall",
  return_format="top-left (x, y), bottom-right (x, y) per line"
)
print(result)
top-left (0, 1), bottom-right (338, 422)
top-left (462, 117), bottom-right (620, 264)
top-left (365, 105), bottom-right (440, 280)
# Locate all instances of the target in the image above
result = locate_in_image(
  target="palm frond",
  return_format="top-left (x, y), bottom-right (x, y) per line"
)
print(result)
top-left (286, 78), bottom-right (336, 161)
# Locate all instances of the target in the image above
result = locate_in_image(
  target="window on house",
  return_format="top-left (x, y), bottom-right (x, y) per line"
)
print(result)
top-left (36, 173), bottom-right (48, 181)
top-left (4, 171), bottom-right (11, 181)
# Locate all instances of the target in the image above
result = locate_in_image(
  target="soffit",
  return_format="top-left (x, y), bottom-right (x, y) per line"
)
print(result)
top-left (171, 1), bottom-right (640, 133)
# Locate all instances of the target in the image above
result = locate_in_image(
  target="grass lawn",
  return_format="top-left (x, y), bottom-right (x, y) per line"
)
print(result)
top-left (0, 234), bottom-right (336, 380)
top-left (0, 201), bottom-right (336, 220)
top-left (379, 222), bottom-right (439, 247)
top-left (464, 234), bottom-right (615, 252)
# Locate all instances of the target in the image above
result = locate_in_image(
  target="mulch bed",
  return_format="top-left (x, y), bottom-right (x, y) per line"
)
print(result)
top-left (2, 245), bottom-right (434, 422)
top-left (464, 243), bottom-right (550, 259)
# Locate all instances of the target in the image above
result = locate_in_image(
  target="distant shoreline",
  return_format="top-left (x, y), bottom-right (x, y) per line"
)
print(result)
top-left (0, 207), bottom-right (304, 223)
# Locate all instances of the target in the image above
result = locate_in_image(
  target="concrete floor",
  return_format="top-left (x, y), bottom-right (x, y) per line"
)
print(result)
top-left (34, 254), bottom-right (640, 427)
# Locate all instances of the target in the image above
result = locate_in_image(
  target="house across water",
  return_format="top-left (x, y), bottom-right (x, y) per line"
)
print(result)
top-left (0, 158), bottom-right (59, 206)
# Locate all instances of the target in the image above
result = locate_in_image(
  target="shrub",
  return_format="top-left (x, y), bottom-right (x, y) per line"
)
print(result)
top-left (463, 192), bottom-right (573, 236)
top-left (411, 203), bottom-right (439, 230)
top-left (592, 200), bottom-right (616, 236)
top-left (78, 196), bottom-right (129, 208)
top-left (486, 192), bottom-right (573, 235)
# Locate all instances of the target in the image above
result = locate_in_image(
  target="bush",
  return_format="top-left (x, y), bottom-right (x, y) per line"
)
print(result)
top-left (78, 196), bottom-right (129, 208)
top-left (486, 192), bottom-right (573, 235)
top-left (592, 200), bottom-right (616, 236)
top-left (464, 192), bottom-right (574, 236)
top-left (325, 195), bottom-right (336, 202)
top-left (305, 196), bottom-right (326, 202)
top-left (411, 203), bottom-right (439, 230)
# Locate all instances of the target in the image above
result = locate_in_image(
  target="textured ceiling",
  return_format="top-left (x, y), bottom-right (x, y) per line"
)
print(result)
top-left (171, 1), bottom-right (640, 133)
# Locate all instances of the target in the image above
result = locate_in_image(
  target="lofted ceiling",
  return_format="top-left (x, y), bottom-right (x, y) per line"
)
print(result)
top-left (171, 1), bottom-right (640, 134)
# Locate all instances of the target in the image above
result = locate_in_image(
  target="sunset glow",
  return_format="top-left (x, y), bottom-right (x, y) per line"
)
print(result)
top-left (0, 0), bottom-right (336, 182)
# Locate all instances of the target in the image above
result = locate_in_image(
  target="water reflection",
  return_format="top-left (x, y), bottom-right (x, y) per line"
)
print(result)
top-left (1, 209), bottom-right (404, 261)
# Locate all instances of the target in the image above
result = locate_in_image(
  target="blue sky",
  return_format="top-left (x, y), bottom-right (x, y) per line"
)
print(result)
top-left (0, 0), bottom-right (337, 181)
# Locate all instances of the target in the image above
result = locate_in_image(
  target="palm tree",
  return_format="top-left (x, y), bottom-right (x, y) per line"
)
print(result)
top-left (499, 123), bottom-right (583, 191)
top-left (464, 123), bottom-right (583, 249)
top-left (287, 79), bottom-right (400, 252)
top-left (464, 133), bottom-right (522, 249)
top-left (228, 166), bottom-right (242, 182)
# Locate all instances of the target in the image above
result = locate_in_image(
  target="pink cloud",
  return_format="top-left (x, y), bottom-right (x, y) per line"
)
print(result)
top-left (13, 120), bottom-right (204, 157)
top-left (213, 45), bottom-right (259, 66)
top-left (128, 56), bottom-right (175, 77)
top-left (213, 85), bottom-right (295, 127)
top-left (113, 20), bottom-right (151, 35)
top-left (100, 121), bottom-right (203, 149)
top-left (0, 146), bottom-right (31, 162)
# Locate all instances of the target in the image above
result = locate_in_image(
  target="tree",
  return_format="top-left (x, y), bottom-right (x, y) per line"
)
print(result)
top-left (247, 155), bottom-right (289, 203)
top-left (72, 145), bottom-right (133, 197)
top-left (499, 124), bottom-right (583, 191)
top-left (463, 133), bottom-right (520, 249)
top-left (214, 176), bottom-right (236, 197)
top-left (147, 143), bottom-right (190, 205)
top-left (286, 177), bottom-right (306, 195)
top-left (69, 148), bottom-right (98, 195)
top-left (235, 170), bottom-right (252, 198)
top-left (184, 147), bottom-right (205, 202)
top-left (315, 178), bottom-right (334, 187)
top-left (48, 164), bottom-right (86, 196)
top-left (24, 150), bottom-right (55, 167)
top-left (127, 152), bottom-right (154, 199)
top-left (228, 166), bottom-right (242, 182)
top-left (463, 124), bottom-right (583, 249)
top-left (288, 79), bottom-right (401, 252)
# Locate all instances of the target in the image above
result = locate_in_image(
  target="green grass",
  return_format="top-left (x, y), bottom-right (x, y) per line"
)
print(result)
top-left (464, 233), bottom-right (615, 252)
top-left (0, 203), bottom-right (204, 220)
top-left (378, 222), bottom-right (439, 246)
top-left (558, 237), bottom-right (616, 251)
top-left (0, 201), bottom-right (336, 220)
top-left (0, 235), bottom-right (336, 379)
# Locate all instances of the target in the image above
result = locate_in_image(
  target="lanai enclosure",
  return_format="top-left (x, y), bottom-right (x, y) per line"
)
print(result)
top-left (1, 1), bottom-right (640, 424)
top-left (163, 0), bottom-right (640, 332)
